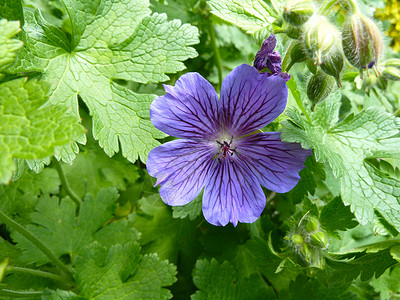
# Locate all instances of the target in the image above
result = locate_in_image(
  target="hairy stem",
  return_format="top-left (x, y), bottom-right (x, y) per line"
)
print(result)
top-left (6, 266), bottom-right (66, 283)
top-left (0, 289), bottom-right (43, 298)
top-left (346, 0), bottom-right (360, 13)
top-left (319, 0), bottom-right (359, 15)
top-left (282, 40), bottom-right (295, 73)
top-left (209, 21), bottom-right (223, 92)
top-left (52, 157), bottom-right (81, 206)
top-left (318, 0), bottom-right (339, 15)
top-left (0, 211), bottom-right (74, 282)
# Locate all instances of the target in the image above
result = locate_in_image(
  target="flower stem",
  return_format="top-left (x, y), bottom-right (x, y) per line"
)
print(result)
top-left (52, 157), bottom-right (81, 207)
top-left (319, 0), bottom-right (359, 15)
top-left (318, 0), bottom-right (339, 15)
top-left (0, 289), bottom-right (43, 298)
top-left (6, 266), bottom-right (66, 283)
top-left (346, 0), bottom-right (360, 13)
top-left (0, 211), bottom-right (74, 282)
top-left (208, 21), bottom-right (223, 92)
top-left (282, 40), bottom-right (295, 73)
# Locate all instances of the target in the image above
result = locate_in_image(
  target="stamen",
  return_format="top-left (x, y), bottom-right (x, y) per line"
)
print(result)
top-left (215, 136), bottom-right (238, 163)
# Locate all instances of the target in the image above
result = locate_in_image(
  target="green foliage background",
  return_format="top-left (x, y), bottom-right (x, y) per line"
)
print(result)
top-left (0, 0), bottom-right (400, 299)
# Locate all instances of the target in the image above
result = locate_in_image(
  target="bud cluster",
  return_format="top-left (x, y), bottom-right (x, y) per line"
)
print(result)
top-left (276, 0), bottom-right (386, 108)
top-left (285, 215), bottom-right (329, 269)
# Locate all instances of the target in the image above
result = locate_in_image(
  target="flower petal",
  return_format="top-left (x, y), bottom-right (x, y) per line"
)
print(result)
top-left (220, 64), bottom-right (287, 137)
top-left (147, 139), bottom-right (216, 206)
top-left (203, 159), bottom-right (266, 226)
top-left (150, 72), bottom-right (220, 139)
top-left (237, 132), bottom-right (312, 193)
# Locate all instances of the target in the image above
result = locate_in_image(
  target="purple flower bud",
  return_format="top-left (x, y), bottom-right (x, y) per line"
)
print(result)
top-left (254, 34), bottom-right (291, 81)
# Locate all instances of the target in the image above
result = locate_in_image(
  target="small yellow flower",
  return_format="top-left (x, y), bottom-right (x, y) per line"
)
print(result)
top-left (376, 0), bottom-right (400, 52)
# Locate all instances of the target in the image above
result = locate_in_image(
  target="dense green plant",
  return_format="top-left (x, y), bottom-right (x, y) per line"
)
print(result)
top-left (0, 0), bottom-right (399, 298)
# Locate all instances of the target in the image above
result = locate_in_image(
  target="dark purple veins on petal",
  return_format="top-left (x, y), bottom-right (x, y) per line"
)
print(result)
top-left (150, 72), bottom-right (220, 140)
top-left (147, 63), bottom-right (310, 228)
top-left (202, 158), bottom-right (266, 226)
top-left (220, 64), bottom-right (287, 137)
top-left (147, 139), bottom-right (216, 206)
top-left (236, 132), bottom-right (312, 193)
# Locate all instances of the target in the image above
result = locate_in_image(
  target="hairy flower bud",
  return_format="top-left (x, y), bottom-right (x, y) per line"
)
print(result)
top-left (286, 41), bottom-right (307, 71)
top-left (382, 58), bottom-right (400, 81)
top-left (305, 216), bottom-right (319, 233)
top-left (303, 16), bottom-right (340, 65)
top-left (342, 13), bottom-right (383, 77)
top-left (320, 47), bottom-right (344, 87)
top-left (307, 69), bottom-right (336, 109)
top-left (283, 0), bottom-right (315, 26)
top-left (285, 25), bottom-right (303, 39)
top-left (310, 231), bottom-right (329, 248)
top-left (290, 234), bottom-right (304, 244)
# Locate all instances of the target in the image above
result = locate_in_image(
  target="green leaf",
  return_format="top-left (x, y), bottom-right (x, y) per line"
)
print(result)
top-left (0, 237), bottom-right (22, 265)
top-left (0, 78), bottom-right (84, 184)
top-left (61, 0), bottom-right (100, 49)
top-left (0, 19), bottom-right (23, 71)
top-left (281, 95), bottom-right (400, 230)
top-left (131, 195), bottom-right (200, 264)
top-left (229, 238), bottom-right (297, 292)
top-left (12, 0), bottom-right (199, 163)
top-left (41, 289), bottom-right (86, 300)
top-left (0, 167), bottom-right (60, 217)
top-left (0, 1), bottom-right (24, 25)
top-left (11, 188), bottom-right (139, 265)
top-left (208, 0), bottom-right (276, 35)
top-left (172, 192), bottom-right (202, 221)
top-left (370, 266), bottom-right (400, 300)
top-left (74, 242), bottom-right (176, 300)
top-left (287, 155), bottom-right (325, 205)
top-left (192, 258), bottom-right (274, 300)
top-left (34, 9), bottom-right (70, 52)
top-left (327, 248), bottom-right (398, 282)
top-left (320, 197), bottom-right (358, 237)
top-left (279, 274), bottom-right (358, 300)
top-left (62, 140), bottom-right (140, 199)
top-left (192, 259), bottom-right (237, 300)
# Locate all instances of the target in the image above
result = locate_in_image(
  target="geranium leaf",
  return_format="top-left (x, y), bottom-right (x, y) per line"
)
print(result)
top-left (0, 78), bottom-right (84, 184)
top-left (10, 0), bottom-right (199, 163)
top-left (11, 188), bottom-right (139, 265)
top-left (74, 242), bottom-right (176, 300)
top-left (282, 95), bottom-right (400, 231)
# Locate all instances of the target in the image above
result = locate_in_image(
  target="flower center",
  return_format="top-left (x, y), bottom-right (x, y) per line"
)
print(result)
top-left (215, 136), bottom-right (238, 162)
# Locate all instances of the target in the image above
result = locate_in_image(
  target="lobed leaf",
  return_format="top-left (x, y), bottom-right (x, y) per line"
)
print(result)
top-left (320, 197), bottom-right (358, 237)
top-left (282, 95), bottom-right (400, 230)
top-left (11, 188), bottom-right (140, 265)
top-left (0, 19), bottom-right (23, 71)
top-left (10, 0), bottom-right (199, 163)
top-left (208, 0), bottom-right (276, 35)
top-left (192, 258), bottom-right (274, 299)
top-left (0, 78), bottom-right (84, 184)
top-left (74, 242), bottom-right (176, 300)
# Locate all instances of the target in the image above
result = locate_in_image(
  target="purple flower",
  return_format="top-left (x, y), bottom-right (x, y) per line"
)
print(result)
top-left (147, 64), bottom-right (311, 226)
top-left (254, 34), bottom-right (291, 81)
